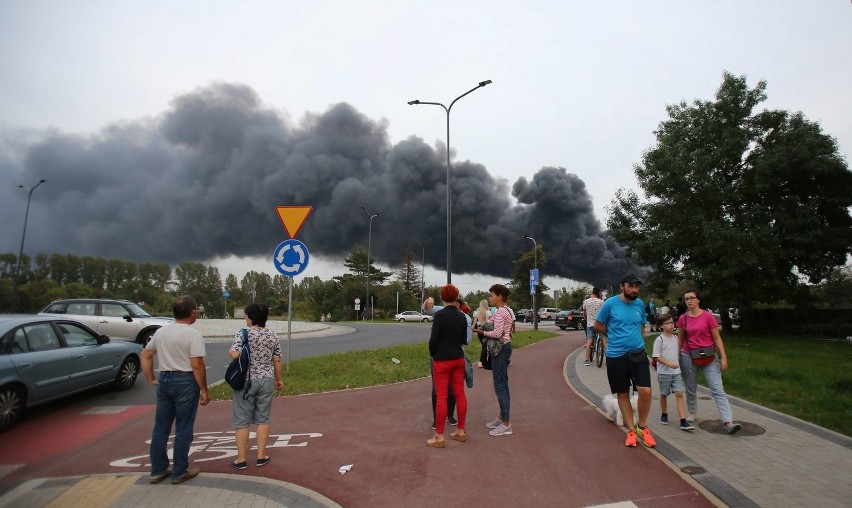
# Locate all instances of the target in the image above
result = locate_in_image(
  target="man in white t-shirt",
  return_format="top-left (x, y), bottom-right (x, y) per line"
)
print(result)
top-left (581, 287), bottom-right (604, 366)
top-left (142, 295), bottom-right (209, 485)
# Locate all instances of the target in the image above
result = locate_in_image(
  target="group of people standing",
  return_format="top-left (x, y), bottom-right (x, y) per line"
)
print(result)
top-left (141, 295), bottom-right (284, 484)
top-left (423, 283), bottom-right (515, 448)
top-left (592, 274), bottom-right (741, 449)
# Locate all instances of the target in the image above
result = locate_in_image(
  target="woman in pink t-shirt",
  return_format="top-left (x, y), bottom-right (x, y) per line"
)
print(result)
top-left (676, 289), bottom-right (741, 434)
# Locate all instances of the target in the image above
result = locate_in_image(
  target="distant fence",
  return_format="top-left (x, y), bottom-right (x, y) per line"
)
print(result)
top-left (738, 308), bottom-right (852, 338)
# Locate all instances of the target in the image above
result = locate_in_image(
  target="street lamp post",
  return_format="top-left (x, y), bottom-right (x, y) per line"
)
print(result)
top-left (421, 236), bottom-right (426, 305)
top-left (524, 235), bottom-right (538, 331)
top-left (408, 79), bottom-right (492, 284)
top-left (14, 179), bottom-right (47, 308)
top-left (362, 207), bottom-right (379, 321)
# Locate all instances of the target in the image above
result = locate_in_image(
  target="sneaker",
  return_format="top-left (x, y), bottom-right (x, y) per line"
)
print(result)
top-left (680, 422), bottom-right (695, 431)
top-left (686, 413), bottom-right (697, 425)
top-left (488, 423), bottom-right (513, 436)
top-left (625, 430), bottom-right (637, 447)
top-left (485, 417), bottom-right (502, 429)
top-left (726, 423), bottom-right (742, 435)
top-left (583, 360), bottom-right (590, 366)
top-left (230, 461), bottom-right (248, 470)
top-left (447, 416), bottom-right (458, 426)
top-left (660, 414), bottom-right (669, 425)
top-left (637, 426), bottom-right (657, 448)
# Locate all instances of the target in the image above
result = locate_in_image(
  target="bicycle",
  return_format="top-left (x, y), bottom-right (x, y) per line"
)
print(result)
top-left (589, 331), bottom-right (605, 368)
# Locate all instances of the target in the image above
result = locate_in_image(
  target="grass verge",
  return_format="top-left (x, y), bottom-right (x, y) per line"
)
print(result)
top-left (643, 333), bottom-right (852, 437)
top-left (209, 329), bottom-right (555, 399)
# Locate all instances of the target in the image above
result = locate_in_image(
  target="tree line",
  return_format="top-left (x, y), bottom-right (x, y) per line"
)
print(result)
top-left (0, 243), bottom-right (576, 320)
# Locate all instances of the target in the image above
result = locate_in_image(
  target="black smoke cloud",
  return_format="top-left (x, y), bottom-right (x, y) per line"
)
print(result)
top-left (0, 83), bottom-right (636, 287)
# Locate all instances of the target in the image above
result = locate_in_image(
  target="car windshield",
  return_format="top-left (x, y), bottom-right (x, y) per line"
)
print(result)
top-left (126, 303), bottom-right (152, 317)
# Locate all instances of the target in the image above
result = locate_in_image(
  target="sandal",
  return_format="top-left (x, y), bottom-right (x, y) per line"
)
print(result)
top-left (425, 437), bottom-right (445, 448)
top-left (450, 430), bottom-right (466, 442)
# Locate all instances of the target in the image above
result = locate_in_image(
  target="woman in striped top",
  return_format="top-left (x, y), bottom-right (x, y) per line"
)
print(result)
top-left (473, 283), bottom-right (514, 437)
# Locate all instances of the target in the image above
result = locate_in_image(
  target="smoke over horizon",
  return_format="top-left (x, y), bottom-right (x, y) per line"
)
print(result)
top-left (0, 83), bottom-right (637, 287)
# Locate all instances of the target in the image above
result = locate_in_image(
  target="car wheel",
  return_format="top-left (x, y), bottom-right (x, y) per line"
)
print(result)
top-left (398, 318), bottom-right (405, 323)
top-left (112, 357), bottom-right (140, 391)
top-left (0, 385), bottom-right (25, 431)
top-left (421, 318), bottom-right (429, 322)
top-left (139, 328), bottom-right (157, 346)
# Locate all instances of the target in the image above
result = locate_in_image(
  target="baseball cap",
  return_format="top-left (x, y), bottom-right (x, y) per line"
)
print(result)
top-left (621, 272), bottom-right (642, 284)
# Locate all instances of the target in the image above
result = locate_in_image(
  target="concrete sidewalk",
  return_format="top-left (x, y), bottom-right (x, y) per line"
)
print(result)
top-left (568, 345), bottom-right (852, 508)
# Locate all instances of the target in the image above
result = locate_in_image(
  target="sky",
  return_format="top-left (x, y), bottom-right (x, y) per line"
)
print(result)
top-left (1, 1), bottom-right (850, 295)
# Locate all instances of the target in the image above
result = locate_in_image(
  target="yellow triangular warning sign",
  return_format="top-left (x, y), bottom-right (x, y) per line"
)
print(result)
top-left (276, 206), bottom-right (313, 238)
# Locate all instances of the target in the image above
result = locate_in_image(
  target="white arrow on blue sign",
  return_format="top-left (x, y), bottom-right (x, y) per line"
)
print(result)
top-left (273, 239), bottom-right (310, 277)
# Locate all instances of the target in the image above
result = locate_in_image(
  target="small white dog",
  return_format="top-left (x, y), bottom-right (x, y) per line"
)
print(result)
top-left (602, 393), bottom-right (638, 426)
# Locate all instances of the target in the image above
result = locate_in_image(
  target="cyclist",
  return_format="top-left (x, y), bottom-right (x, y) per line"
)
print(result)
top-left (581, 287), bottom-right (604, 366)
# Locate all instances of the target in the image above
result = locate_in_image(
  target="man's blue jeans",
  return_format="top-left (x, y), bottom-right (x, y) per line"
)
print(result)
top-left (150, 372), bottom-right (200, 479)
top-left (491, 342), bottom-right (512, 421)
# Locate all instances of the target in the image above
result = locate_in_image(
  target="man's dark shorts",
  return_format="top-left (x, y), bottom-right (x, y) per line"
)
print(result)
top-left (606, 352), bottom-right (651, 394)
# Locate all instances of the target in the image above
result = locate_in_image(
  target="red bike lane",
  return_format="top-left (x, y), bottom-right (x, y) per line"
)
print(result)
top-left (1, 335), bottom-right (719, 507)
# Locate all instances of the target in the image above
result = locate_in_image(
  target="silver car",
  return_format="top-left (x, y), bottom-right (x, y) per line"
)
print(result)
top-left (39, 299), bottom-right (173, 345)
top-left (394, 311), bottom-right (433, 323)
top-left (0, 315), bottom-right (143, 431)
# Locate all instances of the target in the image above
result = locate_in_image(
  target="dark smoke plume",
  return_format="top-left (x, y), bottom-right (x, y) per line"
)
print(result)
top-left (0, 83), bottom-right (636, 287)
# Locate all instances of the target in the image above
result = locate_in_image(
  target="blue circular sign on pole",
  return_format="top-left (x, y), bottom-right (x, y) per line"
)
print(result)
top-left (223, 290), bottom-right (230, 299)
top-left (273, 239), bottom-right (310, 277)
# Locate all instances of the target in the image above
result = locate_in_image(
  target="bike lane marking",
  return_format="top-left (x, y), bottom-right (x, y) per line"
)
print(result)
top-left (0, 405), bottom-right (153, 466)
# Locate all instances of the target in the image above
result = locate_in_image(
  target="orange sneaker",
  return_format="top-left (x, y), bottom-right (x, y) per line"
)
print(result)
top-left (638, 426), bottom-right (657, 448)
top-left (625, 430), bottom-right (637, 447)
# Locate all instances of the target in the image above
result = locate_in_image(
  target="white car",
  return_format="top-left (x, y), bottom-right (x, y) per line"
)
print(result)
top-left (394, 311), bottom-right (432, 323)
top-left (38, 299), bottom-right (174, 346)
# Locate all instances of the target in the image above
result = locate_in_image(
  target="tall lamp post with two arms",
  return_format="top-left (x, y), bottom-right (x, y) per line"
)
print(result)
top-left (408, 80), bottom-right (492, 284)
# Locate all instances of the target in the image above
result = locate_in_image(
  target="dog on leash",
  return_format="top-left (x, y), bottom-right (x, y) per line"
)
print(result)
top-left (602, 393), bottom-right (638, 426)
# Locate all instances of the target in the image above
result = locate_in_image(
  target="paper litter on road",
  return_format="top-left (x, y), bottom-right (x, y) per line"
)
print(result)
top-left (339, 464), bottom-right (353, 475)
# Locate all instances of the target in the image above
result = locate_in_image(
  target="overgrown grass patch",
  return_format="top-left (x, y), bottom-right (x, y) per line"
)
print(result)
top-left (209, 329), bottom-right (556, 400)
top-left (644, 333), bottom-right (852, 436)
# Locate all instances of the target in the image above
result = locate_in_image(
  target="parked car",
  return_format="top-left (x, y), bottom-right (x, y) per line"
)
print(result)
top-left (0, 315), bottom-right (143, 431)
top-left (538, 307), bottom-right (560, 320)
top-left (515, 309), bottom-right (530, 322)
top-left (394, 311), bottom-right (433, 323)
top-left (38, 299), bottom-right (174, 345)
top-left (554, 310), bottom-right (585, 330)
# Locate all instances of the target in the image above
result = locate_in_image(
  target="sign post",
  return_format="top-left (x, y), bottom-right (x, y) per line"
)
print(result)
top-left (274, 206), bottom-right (313, 372)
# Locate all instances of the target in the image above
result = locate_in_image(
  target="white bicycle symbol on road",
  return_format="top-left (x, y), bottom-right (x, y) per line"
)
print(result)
top-left (110, 431), bottom-right (322, 468)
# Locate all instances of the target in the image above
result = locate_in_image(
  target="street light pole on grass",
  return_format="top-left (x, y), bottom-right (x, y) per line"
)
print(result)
top-left (14, 179), bottom-right (46, 311)
top-left (408, 79), bottom-right (492, 284)
top-left (362, 206), bottom-right (379, 321)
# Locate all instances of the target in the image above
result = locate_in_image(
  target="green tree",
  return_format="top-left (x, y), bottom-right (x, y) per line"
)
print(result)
top-left (396, 248), bottom-right (421, 295)
top-left (608, 72), bottom-right (852, 319)
top-left (175, 262), bottom-right (223, 315)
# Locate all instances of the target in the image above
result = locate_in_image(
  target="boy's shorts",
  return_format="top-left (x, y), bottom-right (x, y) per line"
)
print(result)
top-left (657, 373), bottom-right (684, 397)
top-left (585, 326), bottom-right (595, 339)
